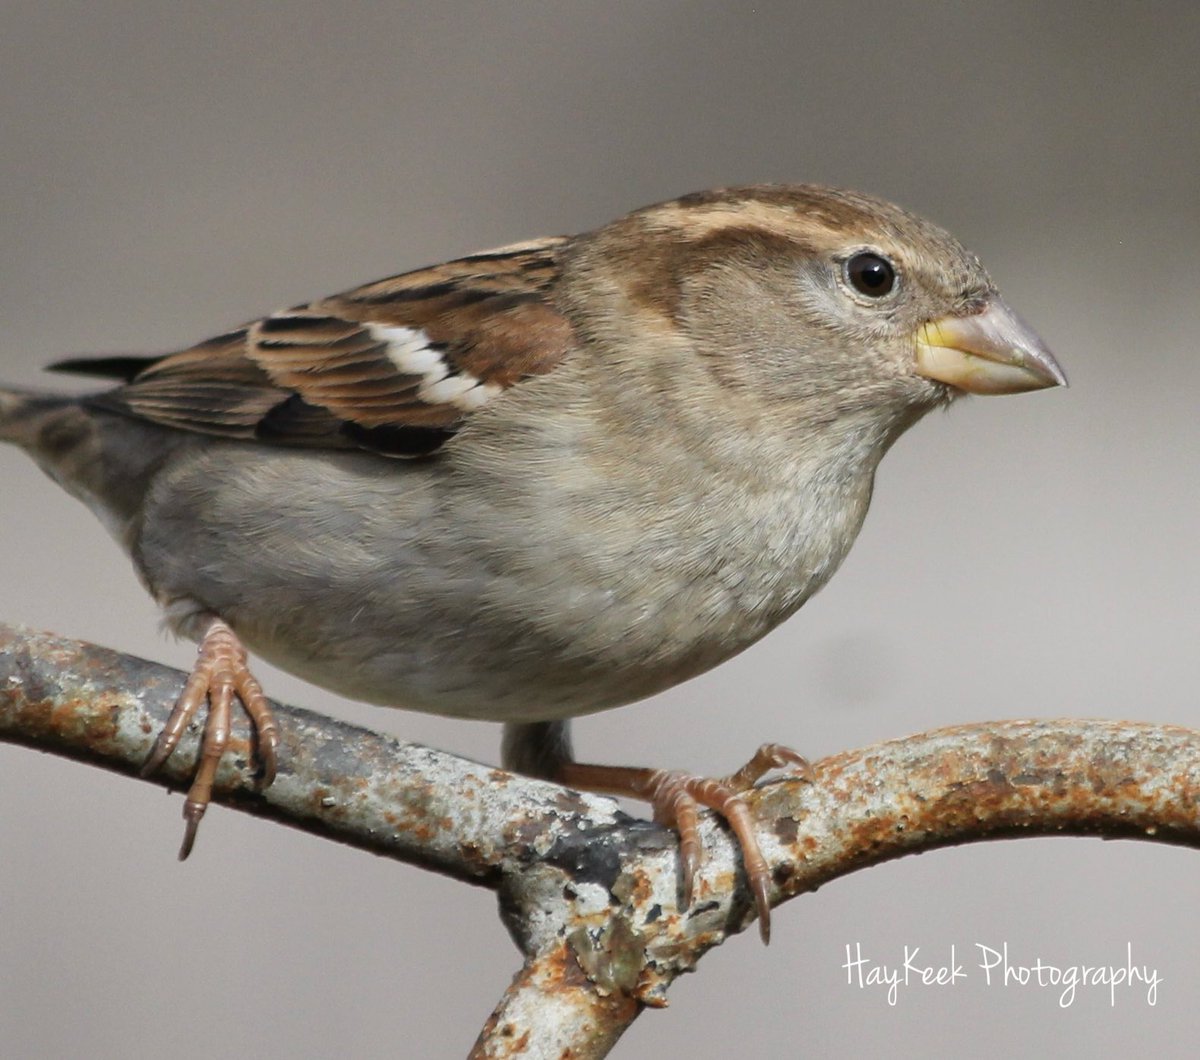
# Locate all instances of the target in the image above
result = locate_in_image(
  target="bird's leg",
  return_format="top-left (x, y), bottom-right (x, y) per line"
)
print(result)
top-left (502, 722), bottom-right (810, 943)
top-left (141, 616), bottom-right (279, 858)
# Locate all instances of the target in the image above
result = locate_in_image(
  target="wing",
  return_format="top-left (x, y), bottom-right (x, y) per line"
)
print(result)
top-left (57, 237), bottom-right (574, 457)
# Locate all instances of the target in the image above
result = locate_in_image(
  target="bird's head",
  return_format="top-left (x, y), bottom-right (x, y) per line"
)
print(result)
top-left (567, 184), bottom-right (1065, 437)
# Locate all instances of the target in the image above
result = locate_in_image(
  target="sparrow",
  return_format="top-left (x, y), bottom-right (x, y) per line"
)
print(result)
top-left (0, 184), bottom-right (1065, 941)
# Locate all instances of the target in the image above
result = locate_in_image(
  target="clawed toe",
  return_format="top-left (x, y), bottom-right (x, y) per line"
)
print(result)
top-left (557, 742), bottom-right (812, 944)
top-left (648, 769), bottom-right (776, 942)
top-left (141, 617), bottom-right (278, 858)
top-left (724, 742), bottom-right (812, 791)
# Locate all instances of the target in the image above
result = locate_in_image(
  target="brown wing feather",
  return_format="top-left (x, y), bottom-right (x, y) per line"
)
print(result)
top-left (80, 237), bottom-right (574, 456)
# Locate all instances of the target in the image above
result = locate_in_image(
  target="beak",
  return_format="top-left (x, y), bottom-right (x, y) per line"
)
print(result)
top-left (915, 297), bottom-right (1067, 395)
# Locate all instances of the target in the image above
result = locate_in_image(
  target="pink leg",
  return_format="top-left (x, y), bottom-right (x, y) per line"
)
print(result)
top-left (142, 617), bottom-right (279, 858)
top-left (557, 743), bottom-right (811, 944)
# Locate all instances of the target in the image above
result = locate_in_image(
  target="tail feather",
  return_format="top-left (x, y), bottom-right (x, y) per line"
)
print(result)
top-left (1, 385), bottom-right (185, 549)
top-left (0, 388), bottom-right (20, 437)
top-left (48, 355), bottom-right (159, 381)
top-left (0, 388), bottom-right (68, 445)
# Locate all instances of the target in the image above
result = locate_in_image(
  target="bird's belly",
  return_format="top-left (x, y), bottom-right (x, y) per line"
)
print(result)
top-left (208, 523), bottom-right (793, 723)
top-left (135, 438), bottom-right (865, 722)
top-left (241, 606), bottom-right (737, 723)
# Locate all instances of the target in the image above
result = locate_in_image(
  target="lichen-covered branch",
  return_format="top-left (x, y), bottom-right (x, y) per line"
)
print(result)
top-left (0, 622), bottom-right (631, 887)
top-left (3, 621), bottom-right (1199, 1059)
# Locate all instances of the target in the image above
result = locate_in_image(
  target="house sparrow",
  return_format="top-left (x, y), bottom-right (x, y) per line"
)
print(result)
top-left (0, 185), bottom-right (1065, 941)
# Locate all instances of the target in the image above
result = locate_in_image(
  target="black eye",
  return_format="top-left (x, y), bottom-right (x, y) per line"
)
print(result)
top-left (845, 252), bottom-right (896, 297)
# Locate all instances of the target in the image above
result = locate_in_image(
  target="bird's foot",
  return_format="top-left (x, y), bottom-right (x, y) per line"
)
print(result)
top-left (557, 743), bottom-right (811, 943)
top-left (141, 617), bottom-right (279, 858)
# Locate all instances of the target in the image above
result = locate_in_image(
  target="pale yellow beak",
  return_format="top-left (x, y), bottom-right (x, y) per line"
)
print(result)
top-left (915, 298), bottom-right (1067, 395)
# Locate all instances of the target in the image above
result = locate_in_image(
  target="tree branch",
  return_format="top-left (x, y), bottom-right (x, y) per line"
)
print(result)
top-left (3, 621), bottom-right (1198, 1057)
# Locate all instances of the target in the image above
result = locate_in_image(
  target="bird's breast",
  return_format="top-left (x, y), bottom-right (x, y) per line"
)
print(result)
top-left (134, 395), bottom-right (882, 722)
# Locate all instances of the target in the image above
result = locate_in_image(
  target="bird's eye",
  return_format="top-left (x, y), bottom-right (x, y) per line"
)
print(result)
top-left (845, 252), bottom-right (896, 297)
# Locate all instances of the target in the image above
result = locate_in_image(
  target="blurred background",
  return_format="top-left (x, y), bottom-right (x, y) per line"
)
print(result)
top-left (1, 2), bottom-right (1197, 1056)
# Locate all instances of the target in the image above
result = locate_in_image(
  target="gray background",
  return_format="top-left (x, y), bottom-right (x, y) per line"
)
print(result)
top-left (1, 2), bottom-right (1197, 1056)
